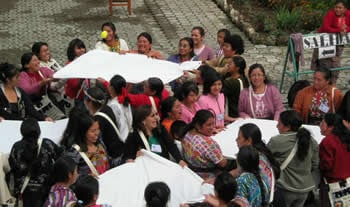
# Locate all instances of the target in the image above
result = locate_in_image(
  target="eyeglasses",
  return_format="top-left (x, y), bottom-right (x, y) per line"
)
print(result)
top-left (250, 74), bottom-right (265, 78)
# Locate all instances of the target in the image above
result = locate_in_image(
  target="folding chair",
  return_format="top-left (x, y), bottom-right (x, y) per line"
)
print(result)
top-left (109, 0), bottom-right (131, 15)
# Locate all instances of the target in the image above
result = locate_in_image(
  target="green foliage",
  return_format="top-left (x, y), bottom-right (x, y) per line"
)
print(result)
top-left (276, 6), bottom-right (301, 32)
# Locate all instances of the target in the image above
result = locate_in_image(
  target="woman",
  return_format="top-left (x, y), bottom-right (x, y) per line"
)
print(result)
top-left (62, 109), bottom-right (111, 176)
top-left (223, 56), bottom-right (249, 118)
top-left (267, 110), bottom-right (319, 207)
top-left (43, 156), bottom-right (78, 207)
top-left (238, 63), bottom-right (284, 120)
top-left (0, 62), bottom-right (48, 121)
top-left (128, 32), bottom-right (163, 59)
top-left (167, 37), bottom-right (198, 92)
top-left (235, 123), bottom-right (281, 205)
top-left (84, 87), bottom-right (124, 160)
top-left (95, 22), bottom-right (129, 53)
top-left (174, 80), bottom-right (201, 124)
top-left (293, 68), bottom-right (343, 125)
top-left (319, 113), bottom-right (350, 206)
top-left (215, 29), bottom-right (231, 58)
top-left (191, 26), bottom-right (214, 61)
top-left (32, 42), bottom-right (62, 72)
top-left (198, 73), bottom-right (235, 129)
top-left (123, 104), bottom-right (185, 166)
top-left (160, 96), bottom-right (182, 136)
top-left (182, 109), bottom-right (232, 179)
top-left (144, 182), bottom-right (170, 207)
top-left (66, 38), bottom-right (87, 64)
top-left (236, 146), bottom-right (269, 207)
top-left (108, 74), bottom-right (133, 142)
top-left (311, 0), bottom-right (350, 84)
top-left (205, 34), bottom-right (245, 74)
top-left (8, 118), bottom-right (62, 207)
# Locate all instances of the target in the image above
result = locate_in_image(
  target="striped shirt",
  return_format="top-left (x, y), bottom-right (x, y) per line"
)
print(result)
top-left (43, 184), bottom-right (77, 207)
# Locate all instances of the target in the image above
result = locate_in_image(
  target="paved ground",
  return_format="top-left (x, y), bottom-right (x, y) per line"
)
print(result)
top-left (0, 0), bottom-right (348, 94)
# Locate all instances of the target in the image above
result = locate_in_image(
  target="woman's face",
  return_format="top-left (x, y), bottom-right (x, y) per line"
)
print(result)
top-left (197, 117), bottom-right (215, 136)
top-left (191, 29), bottom-right (203, 46)
top-left (236, 130), bottom-right (252, 148)
top-left (210, 80), bottom-right (222, 96)
top-left (144, 109), bottom-right (159, 131)
top-left (26, 55), bottom-right (41, 72)
top-left (222, 42), bottom-right (234, 57)
top-left (68, 166), bottom-right (79, 185)
top-left (39, 45), bottom-right (50, 62)
top-left (137, 36), bottom-right (151, 54)
top-left (178, 40), bottom-right (192, 57)
top-left (335, 3), bottom-right (346, 16)
top-left (6, 73), bottom-right (20, 87)
top-left (169, 100), bottom-right (182, 120)
top-left (276, 118), bottom-right (290, 133)
top-left (143, 81), bottom-right (154, 96)
top-left (249, 68), bottom-right (266, 89)
top-left (74, 46), bottom-right (86, 58)
top-left (313, 72), bottom-right (329, 91)
top-left (85, 121), bottom-right (100, 145)
top-left (103, 26), bottom-right (115, 41)
top-left (320, 119), bottom-right (333, 136)
top-left (184, 91), bottom-right (198, 105)
top-left (217, 31), bottom-right (226, 46)
top-left (227, 59), bottom-right (238, 74)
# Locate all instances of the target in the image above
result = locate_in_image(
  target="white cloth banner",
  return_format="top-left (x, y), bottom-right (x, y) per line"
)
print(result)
top-left (212, 119), bottom-right (323, 159)
top-left (0, 119), bottom-right (68, 154)
top-left (97, 150), bottom-right (214, 207)
top-left (53, 50), bottom-right (183, 84)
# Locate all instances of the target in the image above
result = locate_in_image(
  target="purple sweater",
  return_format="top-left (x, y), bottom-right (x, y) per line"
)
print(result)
top-left (195, 45), bottom-right (214, 61)
top-left (238, 84), bottom-right (284, 120)
top-left (18, 67), bottom-right (54, 97)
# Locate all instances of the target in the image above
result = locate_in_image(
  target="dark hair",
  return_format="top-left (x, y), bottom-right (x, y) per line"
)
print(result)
top-left (237, 146), bottom-right (266, 206)
top-left (31, 41), bottom-right (48, 60)
top-left (224, 34), bottom-right (245, 55)
top-left (85, 87), bottom-right (106, 109)
top-left (179, 37), bottom-right (195, 58)
top-left (138, 32), bottom-right (153, 44)
top-left (315, 67), bottom-right (332, 82)
top-left (248, 63), bottom-right (270, 84)
top-left (338, 90), bottom-right (350, 122)
top-left (192, 26), bottom-right (205, 36)
top-left (61, 108), bottom-right (97, 152)
top-left (109, 74), bottom-right (130, 106)
top-left (20, 118), bottom-right (41, 165)
top-left (74, 175), bottom-right (99, 207)
top-left (323, 113), bottom-right (350, 151)
top-left (202, 72), bottom-right (221, 95)
top-left (101, 22), bottom-right (118, 41)
top-left (67, 38), bottom-right (86, 61)
top-left (0, 62), bottom-right (19, 83)
top-left (133, 104), bottom-right (153, 132)
top-left (161, 96), bottom-right (178, 120)
top-left (174, 80), bottom-right (198, 101)
top-left (239, 123), bottom-right (280, 179)
top-left (214, 172), bottom-right (237, 204)
top-left (20, 52), bottom-right (36, 71)
top-left (144, 182), bottom-right (170, 207)
top-left (231, 56), bottom-right (249, 88)
top-left (217, 29), bottom-right (231, 38)
top-left (280, 110), bottom-right (311, 161)
top-left (184, 109), bottom-right (214, 133)
top-left (170, 120), bottom-right (187, 140)
top-left (52, 156), bottom-right (77, 183)
top-left (146, 77), bottom-right (164, 101)
top-left (287, 80), bottom-right (310, 108)
top-left (197, 65), bottom-right (217, 84)
top-left (336, 0), bottom-right (347, 7)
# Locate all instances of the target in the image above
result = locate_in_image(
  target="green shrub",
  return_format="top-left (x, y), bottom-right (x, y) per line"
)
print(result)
top-left (276, 6), bottom-right (301, 32)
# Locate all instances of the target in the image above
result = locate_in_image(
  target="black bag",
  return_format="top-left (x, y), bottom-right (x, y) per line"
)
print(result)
top-left (287, 80), bottom-right (310, 108)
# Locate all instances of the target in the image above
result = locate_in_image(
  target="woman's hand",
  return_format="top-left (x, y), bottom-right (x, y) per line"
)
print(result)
top-left (230, 168), bottom-right (240, 178)
top-left (178, 160), bottom-right (187, 168)
top-left (204, 194), bottom-right (220, 207)
top-left (0, 116), bottom-right (4, 122)
top-left (45, 117), bottom-right (54, 122)
top-left (40, 78), bottom-right (53, 86)
top-left (126, 159), bottom-right (134, 163)
top-left (136, 150), bottom-right (143, 157)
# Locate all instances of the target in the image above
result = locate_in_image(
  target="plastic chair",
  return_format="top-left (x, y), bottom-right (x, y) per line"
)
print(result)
top-left (109, 0), bottom-right (131, 15)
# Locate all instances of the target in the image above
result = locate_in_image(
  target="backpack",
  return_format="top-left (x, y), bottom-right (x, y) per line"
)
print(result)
top-left (287, 80), bottom-right (310, 108)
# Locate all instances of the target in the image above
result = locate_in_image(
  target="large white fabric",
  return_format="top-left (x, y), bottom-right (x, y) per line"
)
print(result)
top-left (97, 150), bottom-right (214, 207)
top-left (53, 50), bottom-right (183, 84)
top-left (212, 119), bottom-right (323, 159)
top-left (0, 119), bottom-right (68, 154)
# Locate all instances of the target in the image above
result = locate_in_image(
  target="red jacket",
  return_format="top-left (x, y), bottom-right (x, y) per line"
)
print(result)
top-left (319, 133), bottom-right (350, 183)
top-left (318, 9), bottom-right (350, 33)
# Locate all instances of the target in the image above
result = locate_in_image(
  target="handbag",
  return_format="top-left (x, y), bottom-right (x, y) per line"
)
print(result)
top-left (324, 177), bottom-right (350, 207)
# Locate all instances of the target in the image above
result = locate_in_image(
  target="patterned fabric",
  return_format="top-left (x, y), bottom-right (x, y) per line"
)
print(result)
top-left (310, 90), bottom-right (328, 118)
top-left (258, 154), bottom-right (272, 201)
top-left (182, 133), bottom-right (223, 179)
top-left (252, 93), bottom-right (268, 119)
top-left (43, 184), bottom-right (77, 207)
top-left (8, 138), bottom-right (62, 202)
top-left (86, 144), bottom-right (110, 175)
top-left (236, 172), bottom-right (264, 207)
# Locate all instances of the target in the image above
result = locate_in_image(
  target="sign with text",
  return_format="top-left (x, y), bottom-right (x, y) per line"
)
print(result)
top-left (303, 33), bottom-right (350, 49)
top-left (318, 46), bottom-right (336, 59)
